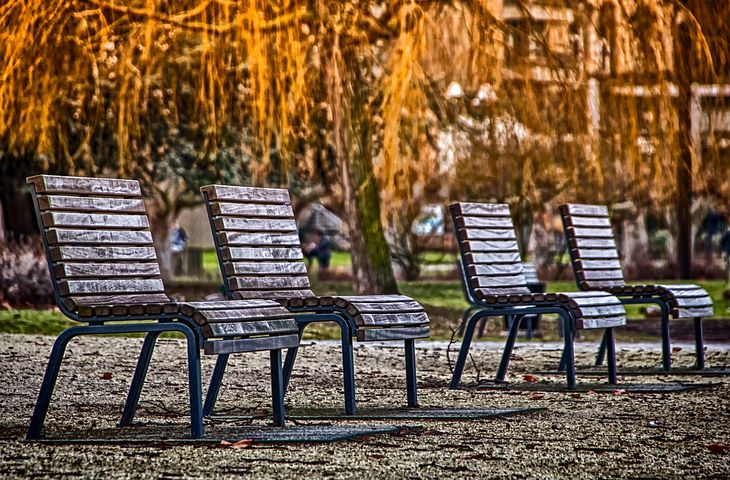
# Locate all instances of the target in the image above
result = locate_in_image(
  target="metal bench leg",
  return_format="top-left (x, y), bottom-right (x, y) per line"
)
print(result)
top-left (184, 329), bottom-right (204, 439)
top-left (27, 327), bottom-right (79, 440)
top-left (342, 331), bottom-right (356, 415)
top-left (694, 317), bottom-right (705, 370)
top-left (404, 339), bottom-right (418, 408)
top-left (282, 326), bottom-right (305, 394)
top-left (561, 314), bottom-right (576, 390)
top-left (605, 328), bottom-right (618, 384)
top-left (120, 331), bottom-right (162, 426)
top-left (449, 312), bottom-right (482, 389)
top-left (477, 317), bottom-right (488, 338)
top-left (659, 301), bottom-right (671, 371)
top-left (203, 354), bottom-right (229, 416)
top-left (595, 330), bottom-right (608, 366)
top-left (270, 349), bottom-right (285, 427)
top-left (558, 325), bottom-right (577, 372)
top-left (496, 315), bottom-right (521, 383)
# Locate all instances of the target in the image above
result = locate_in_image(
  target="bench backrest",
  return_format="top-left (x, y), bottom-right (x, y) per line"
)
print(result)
top-left (559, 203), bottom-right (626, 290)
top-left (449, 202), bottom-right (531, 299)
top-left (26, 175), bottom-right (169, 317)
top-left (201, 185), bottom-right (315, 301)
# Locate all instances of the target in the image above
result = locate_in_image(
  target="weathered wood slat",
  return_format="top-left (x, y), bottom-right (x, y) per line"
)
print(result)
top-left (657, 284), bottom-right (707, 291)
top-left (234, 289), bottom-right (315, 300)
top-left (566, 226), bottom-right (615, 238)
top-left (475, 286), bottom-right (537, 302)
top-left (662, 288), bottom-right (710, 299)
top-left (55, 262), bottom-right (160, 278)
top-left (451, 203), bottom-right (510, 217)
top-left (465, 252), bottom-right (522, 264)
top-left (210, 202), bottom-right (293, 218)
top-left (458, 228), bottom-right (516, 240)
top-left (470, 275), bottom-right (528, 288)
top-left (521, 263), bottom-right (540, 283)
top-left (354, 312), bottom-right (430, 327)
top-left (575, 259), bottom-right (623, 270)
top-left (50, 246), bottom-right (157, 262)
top-left (461, 240), bottom-right (519, 252)
top-left (335, 295), bottom-right (415, 304)
top-left (193, 307), bottom-right (293, 324)
top-left (218, 232), bottom-right (301, 247)
top-left (345, 301), bottom-right (424, 314)
top-left (229, 276), bottom-right (311, 290)
top-left (38, 195), bottom-right (146, 213)
top-left (225, 261), bottom-right (308, 276)
top-left (571, 304), bottom-right (626, 318)
top-left (221, 246), bottom-right (303, 261)
top-left (357, 326), bottom-right (430, 342)
top-left (204, 333), bottom-right (300, 354)
top-left (579, 269), bottom-right (625, 281)
top-left (670, 296), bottom-right (713, 308)
top-left (561, 204), bottom-right (609, 217)
top-left (565, 216), bottom-right (611, 228)
top-left (204, 319), bottom-right (298, 338)
top-left (179, 299), bottom-right (279, 315)
top-left (579, 315), bottom-right (627, 330)
top-left (27, 175), bottom-right (142, 197)
top-left (569, 237), bottom-right (618, 249)
top-left (63, 293), bottom-right (171, 315)
top-left (581, 280), bottom-right (626, 289)
top-left (455, 216), bottom-right (515, 229)
top-left (47, 229), bottom-right (153, 245)
top-left (202, 185), bottom-right (291, 204)
top-left (468, 264), bottom-right (525, 277)
top-left (59, 278), bottom-right (165, 295)
top-left (42, 212), bottom-right (149, 229)
top-left (571, 248), bottom-right (619, 259)
top-left (672, 306), bottom-right (714, 318)
top-left (213, 217), bottom-right (298, 232)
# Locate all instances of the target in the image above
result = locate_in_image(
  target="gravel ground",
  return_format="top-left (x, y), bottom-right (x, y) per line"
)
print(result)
top-left (1, 334), bottom-right (729, 479)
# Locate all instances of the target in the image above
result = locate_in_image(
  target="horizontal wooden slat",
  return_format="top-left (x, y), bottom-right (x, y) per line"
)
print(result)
top-left (221, 247), bottom-right (303, 261)
top-left (569, 237), bottom-right (617, 249)
top-left (335, 295), bottom-right (415, 304)
top-left (662, 288), bottom-right (710, 299)
top-left (225, 262), bottom-right (308, 276)
top-left (27, 175), bottom-right (142, 197)
top-left (566, 226), bottom-right (615, 239)
top-left (578, 269), bottom-right (625, 281)
top-left (213, 217), bottom-right (297, 232)
top-left (470, 275), bottom-right (528, 288)
top-left (672, 306), bottom-right (713, 319)
top-left (54, 262), bottom-right (160, 278)
top-left (194, 307), bottom-right (293, 324)
top-left (468, 264), bottom-right (525, 277)
top-left (47, 229), bottom-right (153, 246)
top-left (42, 212), bottom-right (149, 229)
top-left (178, 299), bottom-right (280, 316)
top-left (579, 315), bottom-right (626, 330)
top-left (455, 216), bottom-right (515, 229)
top-left (346, 301), bottom-right (424, 315)
top-left (218, 232), bottom-right (300, 247)
top-left (38, 195), bottom-right (146, 213)
top-left (357, 326), bottom-right (429, 342)
top-left (571, 304), bottom-right (626, 317)
top-left (229, 276), bottom-right (310, 290)
top-left (451, 203), bottom-right (510, 217)
top-left (59, 278), bottom-right (165, 295)
top-left (202, 185), bottom-right (290, 204)
top-left (355, 312), bottom-right (430, 327)
top-left (465, 252), bottom-right (522, 264)
top-left (458, 228), bottom-right (516, 241)
top-left (210, 202), bottom-right (293, 218)
top-left (575, 259), bottom-right (623, 270)
top-left (204, 319), bottom-right (298, 338)
top-left (671, 296), bottom-right (713, 308)
top-left (461, 240), bottom-right (519, 252)
top-left (204, 333), bottom-right (300, 354)
top-left (571, 248), bottom-right (619, 259)
top-left (565, 216), bottom-right (611, 228)
top-left (50, 246), bottom-right (157, 261)
top-left (234, 289), bottom-right (315, 300)
top-left (64, 293), bottom-right (170, 315)
top-left (561, 204), bottom-right (609, 217)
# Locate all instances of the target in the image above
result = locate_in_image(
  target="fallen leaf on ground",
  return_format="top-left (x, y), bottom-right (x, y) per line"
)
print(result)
top-left (523, 374), bottom-right (539, 382)
top-left (672, 347), bottom-right (682, 353)
top-left (529, 393), bottom-right (544, 400)
top-left (705, 443), bottom-right (729, 454)
top-left (220, 439), bottom-right (253, 449)
top-left (101, 372), bottom-right (112, 380)
top-left (612, 389), bottom-right (627, 395)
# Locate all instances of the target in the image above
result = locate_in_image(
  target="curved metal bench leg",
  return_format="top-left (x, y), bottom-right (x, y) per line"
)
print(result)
top-left (477, 317), bottom-right (488, 338)
top-left (183, 328), bottom-right (204, 438)
top-left (26, 327), bottom-right (81, 440)
top-left (605, 328), bottom-right (618, 384)
top-left (496, 315), bottom-right (521, 383)
top-left (270, 350), bottom-right (285, 427)
top-left (404, 339), bottom-right (418, 407)
top-left (342, 331), bottom-right (356, 415)
top-left (659, 301), bottom-right (671, 371)
top-left (282, 329), bottom-right (304, 393)
top-left (120, 331), bottom-right (162, 426)
top-left (561, 313), bottom-right (576, 390)
top-left (594, 330), bottom-right (608, 366)
top-left (449, 312), bottom-right (483, 389)
top-left (203, 353), bottom-right (229, 416)
top-left (694, 317), bottom-right (705, 370)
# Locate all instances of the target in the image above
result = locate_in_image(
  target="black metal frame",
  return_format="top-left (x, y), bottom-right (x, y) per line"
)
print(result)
top-left (201, 191), bottom-right (418, 417)
top-left (448, 207), bottom-right (618, 390)
top-left (26, 188), bottom-right (287, 440)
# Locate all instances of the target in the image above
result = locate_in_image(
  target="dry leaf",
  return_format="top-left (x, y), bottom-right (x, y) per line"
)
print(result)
top-left (523, 374), bottom-right (539, 383)
top-left (101, 372), bottom-right (112, 380)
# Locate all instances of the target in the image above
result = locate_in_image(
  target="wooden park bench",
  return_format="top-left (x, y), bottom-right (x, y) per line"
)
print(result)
top-left (200, 184), bottom-right (430, 415)
top-left (449, 202), bottom-right (627, 389)
top-left (25, 175), bottom-right (300, 439)
top-left (560, 203), bottom-right (713, 370)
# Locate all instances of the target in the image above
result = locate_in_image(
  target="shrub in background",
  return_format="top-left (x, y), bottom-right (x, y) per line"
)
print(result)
top-left (0, 237), bottom-right (54, 307)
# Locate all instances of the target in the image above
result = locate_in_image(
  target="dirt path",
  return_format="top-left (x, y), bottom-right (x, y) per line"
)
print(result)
top-left (1, 334), bottom-right (729, 479)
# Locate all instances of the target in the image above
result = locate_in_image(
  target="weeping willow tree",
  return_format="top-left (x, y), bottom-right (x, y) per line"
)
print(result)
top-left (1, 0), bottom-right (729, 287)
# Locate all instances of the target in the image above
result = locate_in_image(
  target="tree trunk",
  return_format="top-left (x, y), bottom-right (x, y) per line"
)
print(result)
top-left (675, 22), bottom-right (694, 279)
top-left (326, 32), bottom-right (398, 295)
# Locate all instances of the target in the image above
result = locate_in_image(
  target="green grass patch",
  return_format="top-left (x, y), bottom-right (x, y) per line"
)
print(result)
top-left (0, 309), bottom-right (74, 336)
